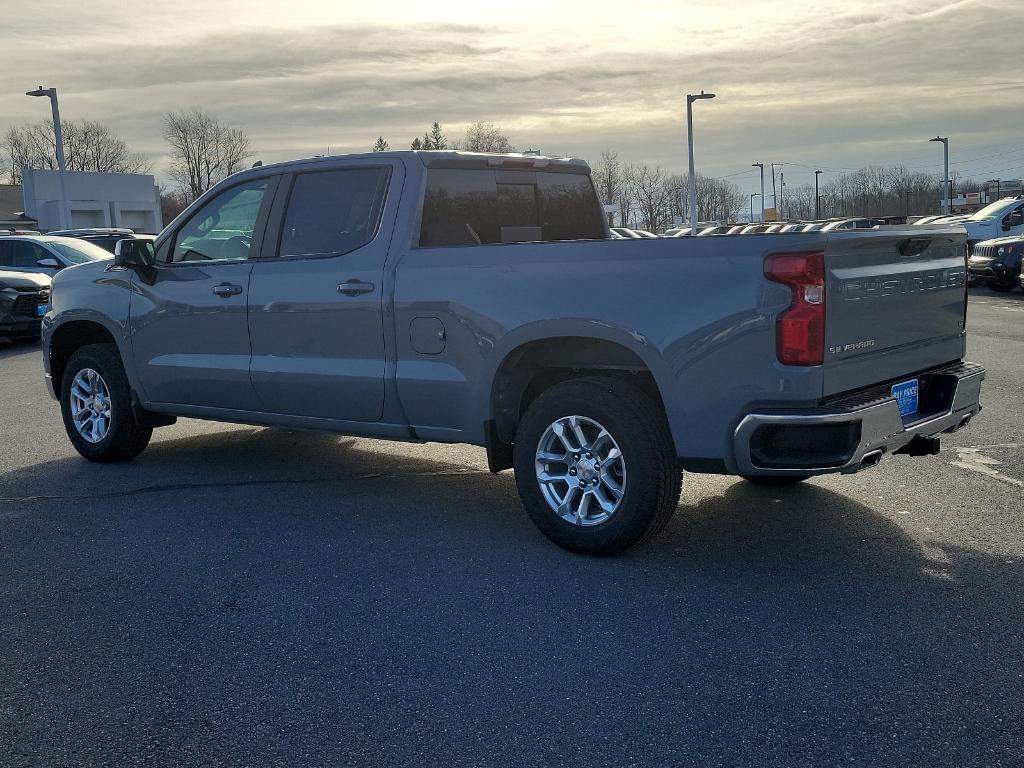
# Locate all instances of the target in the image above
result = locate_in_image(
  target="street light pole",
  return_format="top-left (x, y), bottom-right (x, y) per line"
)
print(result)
top-left (929, 136), bottom-right (949, 214)
top-left (686, 90), bottom-right (716, 235)
top-left (26, 86), bottom-right (71, 230)
top-left (814, 170), bottom-right (822, 220)
top-left (751, 162), bottom-right (765, 222)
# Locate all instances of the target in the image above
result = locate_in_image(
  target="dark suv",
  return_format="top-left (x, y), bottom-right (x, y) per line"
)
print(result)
top-left (0, 270), bottom-right (50, 340)
top-left (968, 236), bottom-right (1024, 292)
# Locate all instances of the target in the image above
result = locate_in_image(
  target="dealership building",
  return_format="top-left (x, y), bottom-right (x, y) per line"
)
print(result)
top-left (9, 168), bottom-right (163, 233)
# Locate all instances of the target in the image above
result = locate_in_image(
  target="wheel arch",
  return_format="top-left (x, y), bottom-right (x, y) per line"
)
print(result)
top-left (483, 324), bottom-right (677, 470)
top-left (47, 318), bottom-right (127, 397)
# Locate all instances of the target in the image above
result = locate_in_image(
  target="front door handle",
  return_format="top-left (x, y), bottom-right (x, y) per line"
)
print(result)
top-left (212, 283), bottom-right (243, 297)
top-left (338, 279), bottom-right (375, 296)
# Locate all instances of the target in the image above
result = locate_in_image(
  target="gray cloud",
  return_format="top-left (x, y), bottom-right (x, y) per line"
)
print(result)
top-left (3, 0), bottom-right (1022, 195)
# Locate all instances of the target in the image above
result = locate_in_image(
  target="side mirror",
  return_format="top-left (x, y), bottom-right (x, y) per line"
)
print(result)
top-left (114, 239), bottom-right (155, 268)
top-left (37, 258), bottom-right (60, 269)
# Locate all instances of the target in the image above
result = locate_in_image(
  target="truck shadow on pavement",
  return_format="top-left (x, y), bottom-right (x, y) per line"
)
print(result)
top-left (2, 426), bottom-right (1022, 765)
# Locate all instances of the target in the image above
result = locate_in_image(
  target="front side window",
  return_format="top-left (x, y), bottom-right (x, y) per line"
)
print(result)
top-left (419, 169), bottom-right (605, 247)
top-left (279, 167), bottom-right (390, 258)
top-left (169, 179), bottom-right (269, 264)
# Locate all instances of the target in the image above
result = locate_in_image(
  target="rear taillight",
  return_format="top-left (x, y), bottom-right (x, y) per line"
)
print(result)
top-left (765, 252), bottom-right (826, 366)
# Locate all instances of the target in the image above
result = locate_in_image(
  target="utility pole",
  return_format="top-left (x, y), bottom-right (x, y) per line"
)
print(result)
top-left (751, 162), bottom-right (765, 222)
top-left (814, 170), bottom-right (822, 220)
top-left (779, 171), bottom-right (785, 219)
top-left (770, 162), bottom-right (781, 212)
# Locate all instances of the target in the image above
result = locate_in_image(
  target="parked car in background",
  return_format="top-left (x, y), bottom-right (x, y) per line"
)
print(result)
top-left (968, 236), bottom-right (1024, 292)
top-left (725, 225), bottom-right (745, 235)
top-left (0, 234), bottom-right (112, 276)
top-left (0, 269), bottom-right (50, 341)
top-left (667, 228), bottom-right (693, 237)
top-left (47, 228), bottom-right (155, 254)
top-left (964, 196), bottom-right (1024, 250)
top-left (610, 227), bottom-right (640, 239)
top-left (821, 218), bottom-right (887, 231)
top-left (697, 226), bottom-right (729, 236)
top-left (931, 214), bottom-right (970, 225)
top-left (801, 223), bottom-right (826, 232)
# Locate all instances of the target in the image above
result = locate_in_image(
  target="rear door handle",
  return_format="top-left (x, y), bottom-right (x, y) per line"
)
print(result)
top-left (337, 279), bottom-right (375, 296)
top-left (212, 283), bottom-right (243, 297)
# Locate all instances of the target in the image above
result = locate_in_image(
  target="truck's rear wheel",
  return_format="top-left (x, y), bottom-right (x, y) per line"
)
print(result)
top-left (989, 280), bottom-right (1017, 292)
top-left (513, 377), bottom-right (681, 555)
top-left (60, 343), bottom-right (152, 462)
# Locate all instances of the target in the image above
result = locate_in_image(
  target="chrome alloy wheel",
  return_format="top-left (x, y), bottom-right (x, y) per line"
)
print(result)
top-left (69, 368), bottom-right (112, 444)
top-left (535, 415), bottom-right (626, 526)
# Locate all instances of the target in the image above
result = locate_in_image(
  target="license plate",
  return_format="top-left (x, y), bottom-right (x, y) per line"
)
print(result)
top-left (891, 379), bottom-right (919, 417)
top-left (36, 304), bottom-right (48, 317)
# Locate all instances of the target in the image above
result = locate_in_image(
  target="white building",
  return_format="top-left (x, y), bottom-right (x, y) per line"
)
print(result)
top-left (21, 168), bottom-right (162, 233)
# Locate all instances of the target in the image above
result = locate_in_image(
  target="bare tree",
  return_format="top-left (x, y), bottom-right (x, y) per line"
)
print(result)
top-left (455, 122), bottom-right (514, 153)
top-left (624, 163), bottom-right (674, 232)
top-left (162, 109), bottom-right (252, 203)
top-left (2, 119), bottom-right (149, 184)
top-left (592, 151), bottom-right (622, 204)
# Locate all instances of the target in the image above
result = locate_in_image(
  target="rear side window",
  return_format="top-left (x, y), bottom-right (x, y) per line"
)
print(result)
top-left (279, 167), bottom-right (390, 258)
top-left (419, 169), bottom-right (605, 247)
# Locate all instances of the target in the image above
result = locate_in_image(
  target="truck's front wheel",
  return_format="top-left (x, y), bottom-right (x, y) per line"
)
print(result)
top-left (513, 377), bottom-right (681, 555)
top-left (60, 343), bottom-right (153, 463)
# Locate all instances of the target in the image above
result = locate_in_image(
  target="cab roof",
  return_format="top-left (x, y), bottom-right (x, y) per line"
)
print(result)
top-left (246, 150), bottom-right (590, 176)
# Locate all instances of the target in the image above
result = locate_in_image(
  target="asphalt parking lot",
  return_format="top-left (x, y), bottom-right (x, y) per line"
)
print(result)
top-left (1, 289), bottom-right (1022, 767)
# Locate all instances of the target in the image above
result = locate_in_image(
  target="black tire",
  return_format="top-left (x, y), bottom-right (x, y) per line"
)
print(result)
top-left (989, 281), bottom-right (1017, 292)
top-left (60, 343), bottom-right (152, 462)
top-left (513, 377), bottom-right (681, 556)
top-left (740, 474), bottom-right (811, 486)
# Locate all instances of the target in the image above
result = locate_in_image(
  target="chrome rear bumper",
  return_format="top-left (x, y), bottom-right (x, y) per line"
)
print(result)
top-left (733, 362), bottom-right (985, 477)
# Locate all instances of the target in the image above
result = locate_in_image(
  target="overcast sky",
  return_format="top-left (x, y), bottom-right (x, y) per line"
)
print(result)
top-left (3, 0), bottom-right (1023, 195)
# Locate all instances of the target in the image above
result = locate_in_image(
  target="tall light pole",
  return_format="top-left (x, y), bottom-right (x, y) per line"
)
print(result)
top-left (930, 136), bottom-right (949, 214)
top-left (814, 170), bottom-right (822, 220)
top-left (751, 162), bottom-right (765, 222)
top-left (686, 90), bottom-right (716, 235)
top-left (26, 86), bottom-right (70, 230)
top-left (749, 193), bottom-right (761, 223)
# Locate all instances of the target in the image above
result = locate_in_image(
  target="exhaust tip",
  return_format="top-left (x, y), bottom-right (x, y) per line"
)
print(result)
top-left (861, 449), bottom-right (884, 468)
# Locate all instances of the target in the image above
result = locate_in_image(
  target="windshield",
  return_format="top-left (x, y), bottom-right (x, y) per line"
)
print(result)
top-left (969, 200), bottom-right (1017, 222)
top-left (45, 239), bottom-right (114, 264)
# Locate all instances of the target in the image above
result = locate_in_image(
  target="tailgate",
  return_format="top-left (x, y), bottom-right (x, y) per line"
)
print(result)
top-left (822, 227), bottom-right (967, 395)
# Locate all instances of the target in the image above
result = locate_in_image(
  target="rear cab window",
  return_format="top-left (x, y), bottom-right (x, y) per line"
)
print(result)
top-left (278, 167), bottom-right (391, 258)
top-left (419, 166), bottom-right (606, 247)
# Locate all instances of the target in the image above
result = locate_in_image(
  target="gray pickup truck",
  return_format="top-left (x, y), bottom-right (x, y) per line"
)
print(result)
top-left (41, 151), bottom-right (984, 554)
